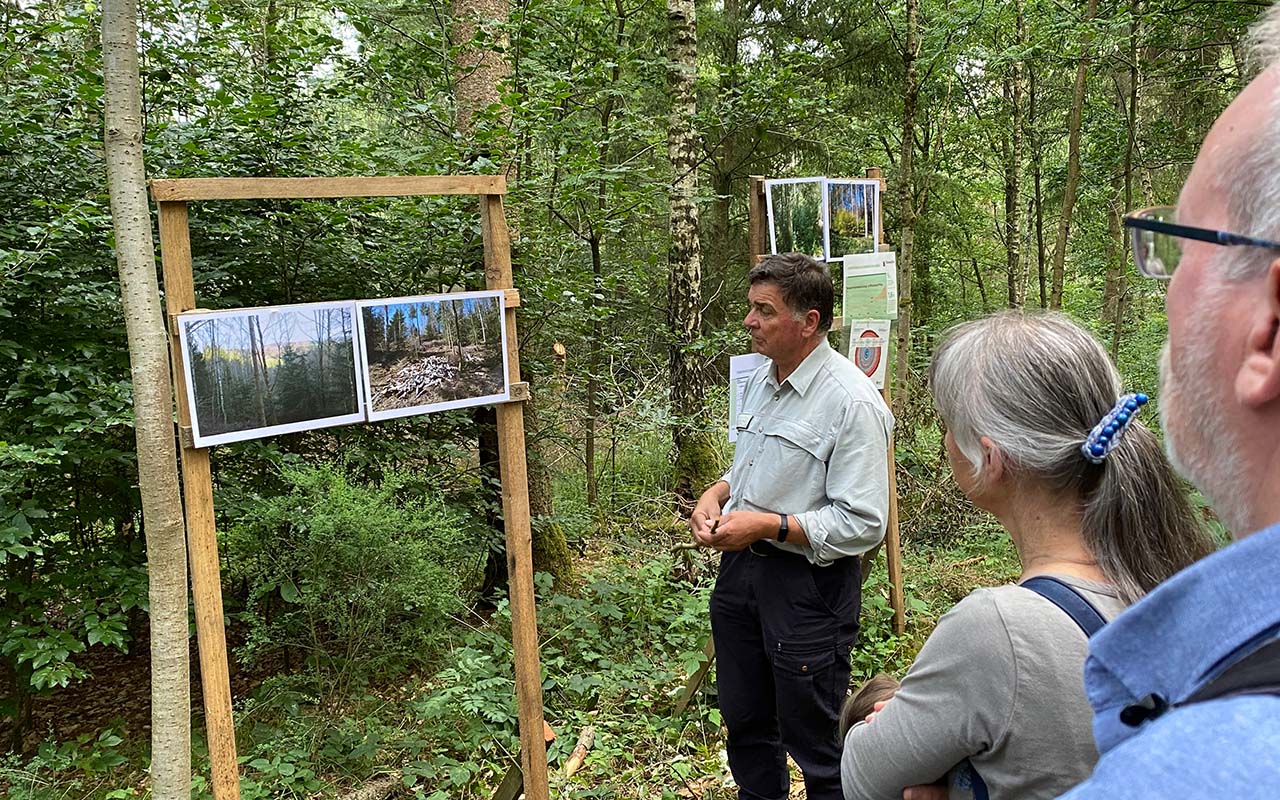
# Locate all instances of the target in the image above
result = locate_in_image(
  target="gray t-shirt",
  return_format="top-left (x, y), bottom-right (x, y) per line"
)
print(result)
top-left (841, 575), bottom-right (1127, 800)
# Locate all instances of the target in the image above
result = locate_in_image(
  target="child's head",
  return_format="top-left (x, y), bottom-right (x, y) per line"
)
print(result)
top-left (839, 673), bottom-right (900, 739)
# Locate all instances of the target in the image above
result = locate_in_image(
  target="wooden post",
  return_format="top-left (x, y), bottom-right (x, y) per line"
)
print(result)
top-left (867, 166), bottom-right (906, 635)
top-left (156, 201), bottom-right (241, 800)
top-left (481, 195), bottom-right (551, 800)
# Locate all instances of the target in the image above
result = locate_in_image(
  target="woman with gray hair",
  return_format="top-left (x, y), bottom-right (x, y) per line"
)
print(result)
top-left (841, 311), bottom-right (1215, 800)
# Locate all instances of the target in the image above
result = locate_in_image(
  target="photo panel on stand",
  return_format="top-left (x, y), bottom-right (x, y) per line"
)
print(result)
top-left (765, 177), bottom-right (827, 260)
top-left (177, 301), bottom-right (365, 448)
top-left (825, 179), bottom-right (880, 261)
top-left (356, 290), bottom-right (510, 422)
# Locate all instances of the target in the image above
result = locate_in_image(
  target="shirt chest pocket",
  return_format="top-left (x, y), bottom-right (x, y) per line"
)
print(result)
top-left (762, 418), bottom-right (832, 465)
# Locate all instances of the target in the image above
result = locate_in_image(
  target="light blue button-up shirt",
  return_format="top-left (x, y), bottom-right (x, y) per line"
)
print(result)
top-left (723, 339), bottom-right (893, 566)
top-left (1059, 522), bottom-right (1280, 799)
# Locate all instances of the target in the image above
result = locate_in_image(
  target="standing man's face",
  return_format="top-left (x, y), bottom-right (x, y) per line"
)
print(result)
top-left (744, 282), bottom-right (808, 362)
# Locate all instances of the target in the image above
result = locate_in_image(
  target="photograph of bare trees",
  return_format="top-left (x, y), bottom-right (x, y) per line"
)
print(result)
top-left (826, 179), bottom-right (879, 260)
top-left (178, 302), bottom-right (365, 447)
top-left (357, 290), bottom-right (510, 420)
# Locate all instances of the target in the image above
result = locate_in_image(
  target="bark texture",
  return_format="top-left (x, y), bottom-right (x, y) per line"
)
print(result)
top-left (666, 0), bottom-right (713, 504)
top-left (101, 0), bottom-right (191, 795)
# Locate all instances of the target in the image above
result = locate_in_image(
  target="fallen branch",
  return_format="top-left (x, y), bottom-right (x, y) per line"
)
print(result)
top-left (562, 725), bottom-right (596, 779)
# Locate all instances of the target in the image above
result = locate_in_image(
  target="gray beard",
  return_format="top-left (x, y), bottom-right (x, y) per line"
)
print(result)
top-left (1159, 334), bottom-right (1252, 538)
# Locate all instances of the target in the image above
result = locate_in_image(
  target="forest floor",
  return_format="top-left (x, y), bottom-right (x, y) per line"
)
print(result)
top-left (367, 343), bottom-right (505, 411)
top-left (0, 513), bottom-right (1020, 799)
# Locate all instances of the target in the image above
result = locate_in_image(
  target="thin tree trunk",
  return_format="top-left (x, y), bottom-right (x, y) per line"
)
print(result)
top-left (102, 0), bottom-right (190, 795)
top-left (1048, 0), bottom-right (1099, 309)
top-left (1005, 0), bottom-right (1025, 308)
top-left (893, 0), bottom-right (921, 416)
top-left (1028, 63), bottom-right (1048, 309)
top-left (667, 0), bottom-right (711, 504)
top-left (1111, 0), bottom-right (1139, 358)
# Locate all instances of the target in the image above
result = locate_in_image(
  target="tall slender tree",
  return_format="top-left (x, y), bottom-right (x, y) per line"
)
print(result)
top-left (1048, 0), bottom-right (1100, 309)
top-left (101, 0), bottom-right (190, 795)
top-left (893, 0), bottom-right (921, 417)
top-left (666, 0), bottom-right (712, 503)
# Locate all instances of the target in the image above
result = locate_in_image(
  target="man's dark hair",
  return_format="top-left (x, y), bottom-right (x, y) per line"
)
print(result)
top-left (748, 252), bottom-right (834, 333)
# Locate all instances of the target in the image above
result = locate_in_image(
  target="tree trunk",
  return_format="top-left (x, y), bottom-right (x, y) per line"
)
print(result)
top-left (893, 0), bottom-right (921, 417)
top-left (1111, 0), bottom-right (1140, 358)
top-left (1004, 0), bottom-right (1025, 309)
top-left (1028, 63), bottom-right (1048, 309)
top-left (1048, 0), bottom-right (1099, 309)
top-left (454, 0), bottom-right (572, 587)
top-left (101, 0), bottom-right (191, 795)
top-left (666, 0), bottom-right (712, 505)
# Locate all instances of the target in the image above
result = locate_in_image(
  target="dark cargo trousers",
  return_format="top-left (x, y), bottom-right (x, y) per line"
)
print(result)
top-left (710, 542), bottom-right (860, 800)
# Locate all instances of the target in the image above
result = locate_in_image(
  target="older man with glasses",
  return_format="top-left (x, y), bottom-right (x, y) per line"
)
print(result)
top-left (1060, 7), bottom-right (1280, 799)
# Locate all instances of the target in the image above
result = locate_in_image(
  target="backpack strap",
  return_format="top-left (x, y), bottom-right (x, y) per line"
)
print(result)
top-left (1020, 576), bottom-right (1108, 638)
top-left (1119, 636), bottom-right (1280, 728)
top-left (1185, 637), bottom-right (1280, 704)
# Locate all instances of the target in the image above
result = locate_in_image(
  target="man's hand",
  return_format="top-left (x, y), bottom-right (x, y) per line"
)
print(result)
top-left (689, 485), bottom-right (727, 541)
top-left (694, 510), bottom-right (776, 552)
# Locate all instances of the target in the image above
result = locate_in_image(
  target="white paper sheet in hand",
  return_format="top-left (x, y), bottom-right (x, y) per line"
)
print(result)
top-left (728, 353), bottom-right (768, 443)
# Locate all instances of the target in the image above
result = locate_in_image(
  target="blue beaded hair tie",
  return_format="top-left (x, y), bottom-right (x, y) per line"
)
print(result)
top-left (1081, 393), bottom-right (1149, 464)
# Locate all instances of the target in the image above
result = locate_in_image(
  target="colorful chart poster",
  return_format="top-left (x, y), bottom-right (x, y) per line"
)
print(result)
top-left (845, 319), bottom-right (891, 389)
top-left (843, 252), bottom-right (898, 320)
top-left (728, 352), bottom-right (768, 443)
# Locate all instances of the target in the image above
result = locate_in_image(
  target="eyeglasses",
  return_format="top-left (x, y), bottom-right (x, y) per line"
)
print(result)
top-left (1124, 206), bottom-right (1280, 279)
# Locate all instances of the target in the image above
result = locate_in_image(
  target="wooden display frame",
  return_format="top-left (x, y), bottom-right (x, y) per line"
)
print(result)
top-left (152, 175), bottom-right (550, 800)
top-left (748, 168), bottom-right (906, 634)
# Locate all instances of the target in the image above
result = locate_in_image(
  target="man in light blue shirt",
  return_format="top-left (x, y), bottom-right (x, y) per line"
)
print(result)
top-left (1062, 8), bottom-right (1280, 797)
top-left (691, 253), bottom-right (893, 800)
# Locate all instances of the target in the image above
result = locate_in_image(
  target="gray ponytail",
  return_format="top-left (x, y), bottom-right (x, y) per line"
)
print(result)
top-left (929, 311), bottom-right (1215, 604)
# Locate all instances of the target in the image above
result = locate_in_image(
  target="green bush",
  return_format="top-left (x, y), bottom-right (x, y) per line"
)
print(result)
top-left (225, 465), bottom-right (474, 688)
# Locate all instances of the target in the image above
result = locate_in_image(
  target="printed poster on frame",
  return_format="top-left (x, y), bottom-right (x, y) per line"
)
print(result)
top-left (845, 319), bottom-right (891, 390)
top-left (356, 290), bottom-right (510, 421)
top-left (843, 252), bottom-right (899, 320)
top-left (177, 301), bottom-right (366, 448)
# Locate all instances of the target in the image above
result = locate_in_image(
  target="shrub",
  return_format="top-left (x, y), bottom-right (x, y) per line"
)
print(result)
top-left (225, 465), bottom-right (473, 689)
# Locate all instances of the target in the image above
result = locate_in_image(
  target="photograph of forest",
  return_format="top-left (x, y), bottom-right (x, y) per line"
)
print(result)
top-left (827, 180), bottom-right (878, 259)
top-left (766, 178), bottom-right (825, 259)
top-left (357, 290), bottom-right (509, 420)
top-left (179, 303), bottom-right (364, 447)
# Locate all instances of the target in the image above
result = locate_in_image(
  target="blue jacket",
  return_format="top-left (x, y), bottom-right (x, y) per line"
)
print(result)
top-left (1060, 523), bottom-right (1280, 799)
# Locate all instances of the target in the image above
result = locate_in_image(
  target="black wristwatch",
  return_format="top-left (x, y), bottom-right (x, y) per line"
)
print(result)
top-left (777, 513), bottom-right (789, 543)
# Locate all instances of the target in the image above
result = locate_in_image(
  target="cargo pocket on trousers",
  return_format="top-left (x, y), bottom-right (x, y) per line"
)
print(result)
top-left (773, 642), bottom-right (841, 720)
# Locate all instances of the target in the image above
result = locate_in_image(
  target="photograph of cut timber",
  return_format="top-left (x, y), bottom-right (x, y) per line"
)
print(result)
top-left (357, 290), bottom-right (510, 421)
top-left (178, 302), bottom-right (365, 447)
top-left (826, 179), bottom-right (878, 260)
top-left (765, 177), bottom-right (826, 259)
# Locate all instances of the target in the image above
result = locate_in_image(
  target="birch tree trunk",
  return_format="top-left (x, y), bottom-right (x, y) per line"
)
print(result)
top-left (666, 0), bottom-right (712, 503)
top-left (101, 0), bottom-right (190, 795)
top-left (893, 0), bottom-right (921, 417)
top-left (1048, 0), bottom-right (1099, 309)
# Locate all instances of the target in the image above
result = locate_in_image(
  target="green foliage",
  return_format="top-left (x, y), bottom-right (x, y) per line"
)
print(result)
top-left (224, 465), bottom-right (474, 686)
top-left (0, 729), bottom-right (132, 799)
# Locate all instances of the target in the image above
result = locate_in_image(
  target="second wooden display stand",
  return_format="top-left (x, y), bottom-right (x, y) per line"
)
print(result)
top-left (746, 167), bottom-right (906, 634)
top-left (152, 175), bottom-right (550, 800)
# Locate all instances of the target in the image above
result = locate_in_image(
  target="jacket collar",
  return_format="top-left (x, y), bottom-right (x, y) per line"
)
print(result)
top-left (1084, 522), bottom-right (1280, 752)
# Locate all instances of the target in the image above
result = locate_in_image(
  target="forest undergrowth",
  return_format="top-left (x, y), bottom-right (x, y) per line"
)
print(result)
top-left (0, 407), bottom-right (1024, 800)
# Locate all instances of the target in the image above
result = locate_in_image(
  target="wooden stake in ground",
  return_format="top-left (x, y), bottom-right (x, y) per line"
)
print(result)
top-left (101, 1), bottom-right (191, 796)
